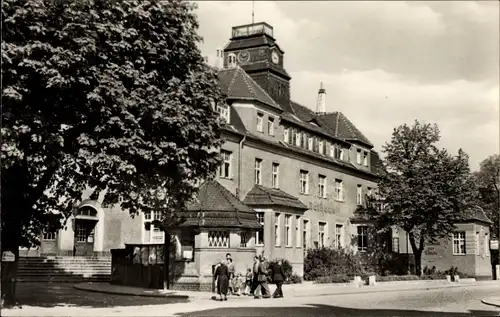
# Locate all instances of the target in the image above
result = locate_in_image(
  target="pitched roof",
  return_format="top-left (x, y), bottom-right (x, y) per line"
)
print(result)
top-left (218, 66), bottom-right (282, 111)
top-left (315, 112), bottom-right (373, 147)
top-left (459, 206), bottom-right (493, 224)
top-left (243, 185), bottom-right (308, 211)
top-left (185, 180), bottom-right (261, 229)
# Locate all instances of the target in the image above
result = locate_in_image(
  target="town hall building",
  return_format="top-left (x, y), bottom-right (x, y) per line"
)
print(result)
top-left (21, 22), bottom-right (492, 288)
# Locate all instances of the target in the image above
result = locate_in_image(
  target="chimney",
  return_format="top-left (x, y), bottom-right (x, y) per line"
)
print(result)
top-left (316, 82), bottom-right (327, 113)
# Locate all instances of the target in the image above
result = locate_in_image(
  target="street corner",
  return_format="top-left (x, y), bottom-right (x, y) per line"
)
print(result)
top-left (481, 296), bottom-right (500, 308)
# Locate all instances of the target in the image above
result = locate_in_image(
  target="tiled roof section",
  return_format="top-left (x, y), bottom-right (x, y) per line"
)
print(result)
top-left (290, 101), bottom-right (315, 121)
top-left (184, 180), bottom-right (261, 229)
top-left (459, 206), bottom-right (493, 224)
top-left (315, 112), bottom-right (373, 147)
top-left (242, 62), bottom-right (291, 79)
top-left (218, 66), bottom-right (282, 111)
top-left (243, 185), bottom-right (308, 211)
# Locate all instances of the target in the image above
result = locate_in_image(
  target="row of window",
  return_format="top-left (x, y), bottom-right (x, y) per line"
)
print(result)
top-left (214, 105), bottom-right (371, 168)
top-left (220, 152), bottom-right (374, 204)
top-left (256, 212), bottom-right (347, 250)
top-left (283, 126), bottom-right (369, 167)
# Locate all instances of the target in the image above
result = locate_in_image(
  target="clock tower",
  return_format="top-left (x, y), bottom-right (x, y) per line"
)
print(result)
top-left (223, 22), bottom-right (292, 111)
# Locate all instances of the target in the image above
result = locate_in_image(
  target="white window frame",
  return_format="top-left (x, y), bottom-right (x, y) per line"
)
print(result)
top-left (257, 113), bottom-right (264, 132)
top-left (367, 187), bottom-right (373, 198)
top-left (318, 221), bottom-right (327, 248)
top-left (216, 103), bottom-right (230, 123)
top-left (228, 53), bottom-right (237, 68)
top-left (357, 225), bottom-right (368, 251)
top-left (334, 179), bottom-right (344, 201)
top-left (284, 127), bottom-right (290, 143)
top-left (330, 145), bottom-right (335, 158)
top-left (356, 149), bottom-right (362, 164)
top-left (295, 131), bottom-right (301, 147)
top-left (318, 174), bottom-right (327, 198)
top-left (220, 150), bottom-right (232, 179)
top-left (208, 230), bottom-right (230, 248)
top-left (335, 224), bottom-right (343, 248)
top-left (254, 158), bottom-right (262, 185)
top-left (272, 163), bottom-right (279, 189)
top-left (275, 213), bottom-right (281, 247)
top-left (296, 216), bottom-right (301, 248)
top-left (255, 212), bottom-right (264, 246)
top-left (453, 232), bottom-right (466, 255)
top-left (143, 211), bottom-right (164, 243)
top-left (363, 151), bottom-right (368, 166)
top-left (268, 117), bottom-right (275, 136)
top-left (285, 214), bottom-right (292, 247)
top-left (308, 137), bottom-right (313, 151)
top-left (303, 219), bottom-right (310, 250)
top-left (299, 170), bottom-right (309, 194)
top-left (318, 140), bottom-right (324, 155)
top-left (356, 185), bottom-right (363, 205)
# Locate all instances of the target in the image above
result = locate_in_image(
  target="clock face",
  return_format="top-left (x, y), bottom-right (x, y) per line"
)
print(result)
top-left (238, 50), bottom-right (250, 63)
top-left (271, 51), bottom-right (279, 64)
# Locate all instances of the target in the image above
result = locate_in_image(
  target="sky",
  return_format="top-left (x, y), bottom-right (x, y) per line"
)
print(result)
top-left (194, 1), bottom-right (499, 171)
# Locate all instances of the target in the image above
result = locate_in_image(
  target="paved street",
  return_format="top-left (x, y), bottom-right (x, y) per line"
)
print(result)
top-left (13, 283), bottom-right (187, 308)
top-left (4, 283), bottom-right (500, 316)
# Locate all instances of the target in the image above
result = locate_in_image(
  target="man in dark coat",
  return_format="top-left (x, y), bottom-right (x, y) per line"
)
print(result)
top-left (250, 255), bottom-right (260, 296)
top-left (254, 256), bottom-right (271, 299)
top-left (272, 259), bottom-right (286, 298)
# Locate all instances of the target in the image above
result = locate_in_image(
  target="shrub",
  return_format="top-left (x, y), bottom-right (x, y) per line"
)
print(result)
top-left (304, 247), bottom-right (367, 281)
top-left (287, 273), bottom-right (302, 284)
top-left (376, 275), bottom-right (421, 282)
top-left (314, 274), bottom-right (352, 284)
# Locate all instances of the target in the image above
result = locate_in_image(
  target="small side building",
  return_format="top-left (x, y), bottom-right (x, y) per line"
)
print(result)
top-left (111, 180), bottom-right (262, 291)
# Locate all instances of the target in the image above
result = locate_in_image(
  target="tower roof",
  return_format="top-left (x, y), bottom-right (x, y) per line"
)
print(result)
top-left (218, 66), bottom-right (283, 111)
top-left (185, 180), bottom-right (261, 229)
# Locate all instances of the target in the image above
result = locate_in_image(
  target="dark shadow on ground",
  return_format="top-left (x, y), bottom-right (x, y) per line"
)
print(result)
top-left (16, 283), bottom-right (188, 308)
top-left (176, 303), bottom-right (500, 317)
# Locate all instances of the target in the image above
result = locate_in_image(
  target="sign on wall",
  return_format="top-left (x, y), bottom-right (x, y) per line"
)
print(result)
top-left (491, 239), bottom-right (499, 250)
top-left (2, 251), bottom-right (15, 262)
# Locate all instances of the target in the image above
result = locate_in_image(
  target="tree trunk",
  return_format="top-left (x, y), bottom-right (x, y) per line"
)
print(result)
top-left (408, 232), bottom-right (424, 276)
top-left (414, 250), bottom-right (423, 277)
top-left (163, 233), bottom-right (171, 290)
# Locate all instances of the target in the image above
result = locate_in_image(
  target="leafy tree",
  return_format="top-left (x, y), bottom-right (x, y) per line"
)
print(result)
top-left (373, 120), bottom-right (477, 275)
top-left (474, 154), bottom-right (500, 239)
top-left (1, 0), bottom-right (224, 306)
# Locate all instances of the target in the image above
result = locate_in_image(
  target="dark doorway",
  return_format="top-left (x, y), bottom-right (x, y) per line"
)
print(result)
top-left (74, 219), bottom-right (97, 256)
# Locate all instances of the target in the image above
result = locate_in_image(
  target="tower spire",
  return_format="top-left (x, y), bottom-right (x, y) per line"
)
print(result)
top-left (317, 82), bottom-right (327, 113)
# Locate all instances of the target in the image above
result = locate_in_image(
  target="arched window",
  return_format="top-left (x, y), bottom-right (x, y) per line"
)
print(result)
top-left (228, 53), bottom-right (237, 68)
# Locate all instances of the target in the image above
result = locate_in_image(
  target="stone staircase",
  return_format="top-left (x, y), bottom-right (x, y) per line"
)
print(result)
top-left (17, 256), bottom-right (111, 283)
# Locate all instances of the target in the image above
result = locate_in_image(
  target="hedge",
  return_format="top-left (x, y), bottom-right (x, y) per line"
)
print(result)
top-left (314, 274), bottom-right (352, 284)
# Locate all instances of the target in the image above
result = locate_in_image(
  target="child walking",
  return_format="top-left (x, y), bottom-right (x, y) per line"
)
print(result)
top-left (243, 268), bottom-right (252, 295)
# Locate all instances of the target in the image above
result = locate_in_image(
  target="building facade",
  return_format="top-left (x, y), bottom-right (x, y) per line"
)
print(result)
top-left (26, 22), bottom-right (382, 279)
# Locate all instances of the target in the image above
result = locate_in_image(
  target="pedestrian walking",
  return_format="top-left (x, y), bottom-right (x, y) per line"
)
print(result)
top-left (243, 268), bottom-right (253, 295)
top-left (227, 257), bottom-right (235, 295)
top-left (214, 258), bottom-right (230, 301)
top-left (272, 259), bottom-right (285, 298)
top-left (250, 255), bottom-right (260, 296)
top-left (254, 256), bottom-right (271, 299)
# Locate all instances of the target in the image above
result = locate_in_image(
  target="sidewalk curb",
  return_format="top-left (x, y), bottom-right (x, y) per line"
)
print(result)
top-left (481, 298), bottom-right (500, 308)
top-left (73, 284), bottom-right (189, 299)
